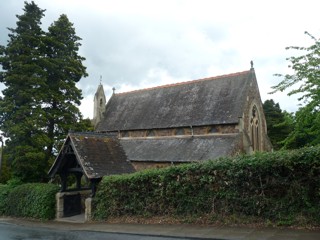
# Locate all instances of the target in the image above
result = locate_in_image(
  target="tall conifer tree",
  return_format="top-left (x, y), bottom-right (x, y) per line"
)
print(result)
top-left (0, 2), bottom-right (90, 182)
top-left (0, 1), bottom-right (47, 181)
top-left (43, 14), bottom-right (88, 160)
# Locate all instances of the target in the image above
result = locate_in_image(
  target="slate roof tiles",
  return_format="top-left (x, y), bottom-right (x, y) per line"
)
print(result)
top-left (48, 132), bottom-right (135, 179)
top-left (120, 134), bottom-right (242, 163)
top-left (96, 70), bottom-right (253, 131)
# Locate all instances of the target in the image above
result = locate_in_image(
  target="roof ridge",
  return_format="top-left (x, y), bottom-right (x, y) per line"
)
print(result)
top-left (116, 70), bottom-right (251, 96)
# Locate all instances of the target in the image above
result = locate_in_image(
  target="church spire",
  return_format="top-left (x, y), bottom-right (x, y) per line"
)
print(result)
top-left (93, 78), bottom-right (106, 128)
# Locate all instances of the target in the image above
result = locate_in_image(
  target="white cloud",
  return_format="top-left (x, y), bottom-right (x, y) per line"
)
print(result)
top-left (1, 0), bottom-right (320, 119)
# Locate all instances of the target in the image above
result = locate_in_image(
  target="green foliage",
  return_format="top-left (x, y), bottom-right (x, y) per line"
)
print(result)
top-left (263, 99), bottom-right (293, 150)
top-left (10, 145), bottom-right (47, 182)
top-left (0, 146), bottom-right (12, 184)
top-left (0, 184), bottom-right (11, 215)
top-left (272, 32), bottom-right (320, 148)
top-left (272, 32), bottom-right (320, 104)
top-left (2, 183), bottom-right (59, 219)
top-left (41, 14), bottom-right (88, 158)
top-left (0, 1), bottom-right (48, 182)
top-left (0, 2), bottom-right (90, 182)
top-left (6, 178), bottom-right (23, 188)
top-left (93, 146), bottom-right (320, 226)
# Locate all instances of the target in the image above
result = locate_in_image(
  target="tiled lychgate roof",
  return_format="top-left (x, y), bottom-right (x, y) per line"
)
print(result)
top-left (96, 70), bottom-right (253, 132)
top-left (48, 132), bottom-right (135, 179)
top-left (120, 134), bottom-right (242, 163)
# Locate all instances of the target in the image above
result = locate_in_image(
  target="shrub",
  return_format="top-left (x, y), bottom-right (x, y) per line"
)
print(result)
top-left (5, 183), bottom-right (59, 219)
top-left (93, 145), bottom-right (320, 225)
top-left (0, 184), bottom-right (11, 215)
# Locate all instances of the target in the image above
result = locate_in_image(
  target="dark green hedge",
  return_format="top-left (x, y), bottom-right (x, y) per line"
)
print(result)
top-left (0, 184), bottom-right (11, 215)
top-left (93, 145), bottom-right (320, 225)
top-left (0, 183), bottom-right (59, 219)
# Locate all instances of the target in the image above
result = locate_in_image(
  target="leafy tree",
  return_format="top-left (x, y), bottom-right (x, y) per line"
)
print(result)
top-left (0, 2), bottom-right (91, 182)
top-left (272, 32), bottom-right (320, 148)
top-left (282, 106), bottom-right (320, 149)
top-left (263, 99), bottom-right (293, 150)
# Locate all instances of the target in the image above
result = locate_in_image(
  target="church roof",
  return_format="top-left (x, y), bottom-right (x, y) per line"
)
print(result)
top-left (48, 132), bottom-right (135, 179)
top-left (120, 134), bottom-right (242, 163)
top-left (96, 70), bottom-right (254, 132)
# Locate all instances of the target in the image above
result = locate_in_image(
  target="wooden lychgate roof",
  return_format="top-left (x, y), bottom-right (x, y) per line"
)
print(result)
top-left (48, 132), bottom-right (135, 179)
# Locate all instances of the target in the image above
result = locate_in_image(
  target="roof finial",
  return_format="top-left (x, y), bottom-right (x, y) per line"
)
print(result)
top-left (250, 60), bottom-right (254, 69)
top-left (112, 87), bottom-right (116, 94)
top-left (100, 75), bottom-right (102, 84)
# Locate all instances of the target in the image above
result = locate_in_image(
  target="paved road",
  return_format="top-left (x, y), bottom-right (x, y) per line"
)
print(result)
top-left (0, 223), bottom-right (210, 240)
top-left (1, 217), bottom-right (320, 240)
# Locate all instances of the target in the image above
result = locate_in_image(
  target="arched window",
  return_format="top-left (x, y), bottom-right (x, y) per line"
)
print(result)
top-left (99, 98), bottom-right (103, 107)
top-left (250, 106), bottom-right (260, 151)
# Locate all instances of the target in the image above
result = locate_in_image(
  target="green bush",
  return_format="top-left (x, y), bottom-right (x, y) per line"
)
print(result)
top-left (0, 184), bottom-right (11, 215)
top-left (93, 145), bottom-right (320, 225)
top-left (0, 179), bottom-right (24, 215)
top-left (4, 183), bottom-right (59, 219)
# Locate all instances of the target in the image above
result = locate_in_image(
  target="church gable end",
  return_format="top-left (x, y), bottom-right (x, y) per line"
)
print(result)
top-left (240, 67), bottom-right (273, 153)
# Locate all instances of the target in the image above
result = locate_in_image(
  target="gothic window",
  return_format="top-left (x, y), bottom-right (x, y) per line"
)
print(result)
top-left (250, 106), bottom-right (260, 151)
top-left (99, 98), bottom-right (103, 107)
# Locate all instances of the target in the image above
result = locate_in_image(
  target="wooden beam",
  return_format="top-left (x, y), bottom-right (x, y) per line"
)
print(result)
top-left (68, 168), bottom-right (83, 173)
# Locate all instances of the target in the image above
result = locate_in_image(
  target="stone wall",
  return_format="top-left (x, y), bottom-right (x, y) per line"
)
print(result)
top-left (131, 161), bottom-right (183, 171)
top-left (85, 197), bottom-right (92, 222)
top-left (119, 124), bottom-right (239, 139)
top-left (56, 190), bottom-right (91, 219)
top-left (241, 70), bottom-right (273, 152)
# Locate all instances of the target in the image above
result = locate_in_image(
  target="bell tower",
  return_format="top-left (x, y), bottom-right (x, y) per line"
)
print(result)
top-left (93, 80), bottom-right (106, 128)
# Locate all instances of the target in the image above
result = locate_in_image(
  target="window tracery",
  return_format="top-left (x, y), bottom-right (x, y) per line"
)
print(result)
top-left (250, 106), bottom-right (260, 151)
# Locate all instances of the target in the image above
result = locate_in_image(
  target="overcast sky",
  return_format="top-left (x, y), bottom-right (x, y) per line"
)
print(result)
top-left (0, 0), bottom-right (319, 119)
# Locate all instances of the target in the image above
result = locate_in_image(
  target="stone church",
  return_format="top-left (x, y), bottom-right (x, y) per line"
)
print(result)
top-left (92, 64), bottom-right (272, 170)
top-left (49, 64), bottom-right (272, 195)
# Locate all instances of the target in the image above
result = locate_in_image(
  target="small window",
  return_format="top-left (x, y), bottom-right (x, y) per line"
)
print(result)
top-left (99, 98), bottom-right (103, 107)
top-left (122, 131), bottom-right (129, 138)
top-left (175, 128), bottom-right (184, 135)
top-left (147, 130), bottom-right (155, 137)
top-left (210, 127), bottom-right (217, 133)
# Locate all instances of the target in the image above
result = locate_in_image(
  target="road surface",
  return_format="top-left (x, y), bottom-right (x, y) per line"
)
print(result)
top-left (0, 222), bottom-right (206, 240)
